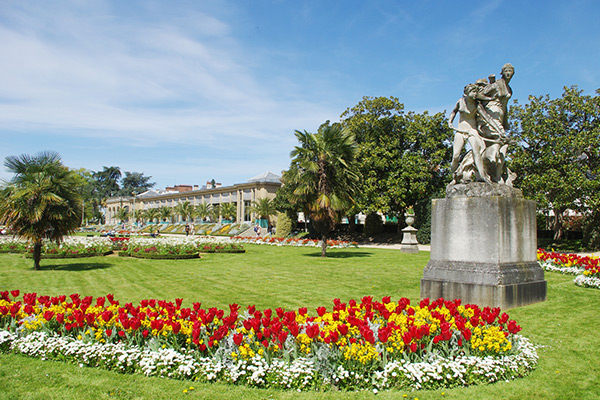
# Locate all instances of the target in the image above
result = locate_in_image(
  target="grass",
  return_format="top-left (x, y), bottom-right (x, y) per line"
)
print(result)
top-left (1, 244), bottom-right (599, 399)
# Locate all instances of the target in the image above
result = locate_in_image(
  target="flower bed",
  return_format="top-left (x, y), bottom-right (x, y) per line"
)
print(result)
top-left (118, 237), bottom-right (245, 258)
top-left (0, 291), bottom-right (537, 391)
top-left (14, 238), bottom-right (113, 258)
top-left (0, 238), bottom-right (28, 253)
top-left (108, 237), bottom-right (130, 250)
top-left (198, 242), bottom-right (245, 253)
top-left (537, 249), bottom-right (600, 289)
top-left (231, 236), bottom-right (358, 249)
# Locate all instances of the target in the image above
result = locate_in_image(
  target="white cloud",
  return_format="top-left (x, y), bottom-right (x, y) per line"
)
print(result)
top-left (0, 1), bottom-right (339, 152)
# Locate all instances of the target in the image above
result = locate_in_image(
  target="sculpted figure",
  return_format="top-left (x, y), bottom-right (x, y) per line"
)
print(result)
top-left (450, 64), bottom-right (516, 186)
top-left (448, 83), bottom-right (492, 183)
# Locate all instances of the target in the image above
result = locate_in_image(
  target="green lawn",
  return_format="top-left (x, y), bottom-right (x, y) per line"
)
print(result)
top-left (1, 245), bottom-right (599, 400)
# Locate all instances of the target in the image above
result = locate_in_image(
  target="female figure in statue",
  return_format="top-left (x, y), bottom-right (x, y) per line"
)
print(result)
top-left (448, 83), bottom-right (492, 183)
top-left (477, 64), bottom-right (514, 182)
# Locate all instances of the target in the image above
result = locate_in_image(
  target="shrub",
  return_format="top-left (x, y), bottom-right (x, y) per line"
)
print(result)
top-left (364, 213), bottom-right (384, 237)
top-left (275, 212), bottom-right (292, 238)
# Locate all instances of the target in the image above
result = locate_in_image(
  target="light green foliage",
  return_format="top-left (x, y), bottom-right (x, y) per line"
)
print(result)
top-left (509, 86), bottom-right (600, 240)
top-left (115, 206), bottom-right (129, 223)
top-left (158, 206), bottom-right (173, 222)
top-left (194, 203), bottom-right (212, 222)
top-left (275, 212), bottom-right (292, 237)
top-left (220, 202), bottom-right (237, 221)
top-left (173, 201), bottom-right (195, 222)
top-left (340, 96), bottom-right (452, 217)
top-left (249, 198), bottom-right (276, 221)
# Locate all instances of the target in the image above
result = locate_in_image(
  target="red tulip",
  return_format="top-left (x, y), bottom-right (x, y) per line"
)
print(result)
top-left (233, 332), bottom-right (244, 346)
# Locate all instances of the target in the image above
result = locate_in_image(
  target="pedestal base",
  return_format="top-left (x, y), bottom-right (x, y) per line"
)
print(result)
top-left (421, 260), bottom-right (547, 309)
top-left (400, 226), bottom-right (419, 253)
top-left (420, 184), bottom-right (547, 309)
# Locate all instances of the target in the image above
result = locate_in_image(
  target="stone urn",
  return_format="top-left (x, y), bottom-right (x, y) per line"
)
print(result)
top-left (400, 211), bottom-right (419, 253)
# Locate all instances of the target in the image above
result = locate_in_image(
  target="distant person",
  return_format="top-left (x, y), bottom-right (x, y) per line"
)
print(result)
top-left (185, 224), bottom-right (190, 236)
top-left (268, 223), bottom-right (274, 237)
top-left (254, 223), bottom-right (260, 237)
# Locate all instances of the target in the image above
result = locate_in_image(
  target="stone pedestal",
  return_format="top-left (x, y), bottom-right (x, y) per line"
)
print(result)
top-left (400, 213), bottom-right (419, 253)
top-left (420, 183), bottom-right (547, 309)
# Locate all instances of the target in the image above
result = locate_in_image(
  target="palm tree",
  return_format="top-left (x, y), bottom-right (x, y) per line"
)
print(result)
top-left (195, 203), bottom-right (212, 222)
top-left (133, 209), bottom-right (144, 225)
top-left (287, 122), bottom-right (358, 257)
top-left (173, 201), bottom-right (194, 222)
top-left (116, 207), bottom-right (129, 224)
top-left (145, 208), bottom-right (159, 224)
top-left (250, 198), bottom-right (276, 222)
top-left (0, 152), bottom-right (82, 270)
top-left (220, 202), bottom-right (237, 222)
top-left (158, 206), bottom-right (173, 223)
top-left (210, 204), bottom-right (221, 223)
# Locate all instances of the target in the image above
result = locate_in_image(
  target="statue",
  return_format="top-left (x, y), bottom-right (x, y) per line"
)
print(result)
top-left (449, 64), bottom-right (515, 186)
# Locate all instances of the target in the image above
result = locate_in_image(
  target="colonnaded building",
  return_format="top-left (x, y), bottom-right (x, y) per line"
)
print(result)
top-left (104, 172), bottom-right (281, 225)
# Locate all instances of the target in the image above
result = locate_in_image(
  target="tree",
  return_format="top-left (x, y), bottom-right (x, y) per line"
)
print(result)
top-left (220, 202), bottom-right (237, 222)
top-left (210, 204), bottom-right (221, 222)
top-left (249, 198), bottom-right (276, 222)
top-left (285, 121), bottom-right (358, 257)
top-left (509, 86), bottom-right (600, 240)
top-left (115, 207), bottom-right (129, 224)
top-left (144, 208), bottom-right (159, 224)
top-left (0, 152), bottom-right (82, 270)
top-left (340, 96), bottom-right (452, 226)
top-left (119, 171), bottom-right (155, 196)
top-left (195, 203), bottom-right (211, 222)
top-left (158, 206), bottom-right (173, 223)
top-left (93, 166), bottom-right (121, 198)
top-left (173, 201), bottom-right (194, 222)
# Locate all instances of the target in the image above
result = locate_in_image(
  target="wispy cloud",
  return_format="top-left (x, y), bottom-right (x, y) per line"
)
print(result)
top-left (0, 1), bottom-right (336, 151)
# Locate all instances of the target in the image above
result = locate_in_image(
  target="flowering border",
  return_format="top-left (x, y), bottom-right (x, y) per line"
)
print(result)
top-left (0, 291), bottom-right (537, 391)
top-left (537, 249), bottom-right (600, 290)
top-left (230, 236), bottom-right (358, 249)
top-left (0, 329), bottom-right (537, 391)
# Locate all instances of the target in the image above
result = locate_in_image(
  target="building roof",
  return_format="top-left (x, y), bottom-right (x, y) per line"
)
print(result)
top-left (247, 171), bottom-right (281, 183)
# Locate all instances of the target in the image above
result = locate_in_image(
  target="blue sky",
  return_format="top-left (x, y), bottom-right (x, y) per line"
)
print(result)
top-left (1, 0), bottom-right (599, 189)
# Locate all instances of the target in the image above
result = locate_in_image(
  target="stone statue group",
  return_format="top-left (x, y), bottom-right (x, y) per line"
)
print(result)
top-left (449, 63), bottom-right (515, 186)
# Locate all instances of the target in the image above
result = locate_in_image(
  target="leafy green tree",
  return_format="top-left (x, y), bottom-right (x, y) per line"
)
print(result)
top-left (220, 202), bottom-right (237, 222)
top-left (286, 121), bottom-right (358, 257)
top-left (509, 86), bottom-right (600, 241)
top-left (340, 96), bottom-right (452, 226)
top-left (195, 203), bottom-right (211, 222)
top-left (0, 152), bottom-right (82, 270)
top-left (158, 206), bottom-right (173, 223)
top-left (93, 166), bottom-right (121, 198)
top-left (173, 201), bottom-right (194, 222)
top-left (249, 198), bottom-right (277, 223)
top-left (119, 172), bottom-right (155, 196)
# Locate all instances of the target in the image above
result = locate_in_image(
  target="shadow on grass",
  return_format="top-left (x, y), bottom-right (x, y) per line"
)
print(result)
top-left (303, 251), bottom-right (373, 258)
top-left (39, 262), bottom-right (113, 271)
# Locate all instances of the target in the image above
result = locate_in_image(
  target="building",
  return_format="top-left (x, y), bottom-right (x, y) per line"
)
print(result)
top-left (104, 172), bottom-right (281, 225)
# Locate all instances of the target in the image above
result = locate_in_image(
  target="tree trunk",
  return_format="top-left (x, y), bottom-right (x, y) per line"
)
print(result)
top-left (553, 208), bottom-right (564, 241)
top-left (33, 241), bottom-right (42, 270)
top-left (321, 234), bottom-right (327, 257)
